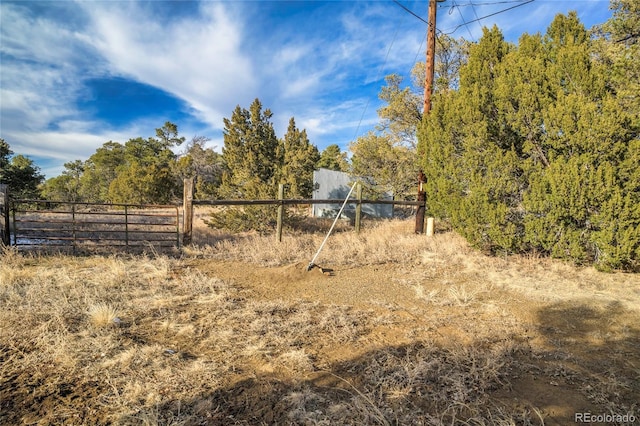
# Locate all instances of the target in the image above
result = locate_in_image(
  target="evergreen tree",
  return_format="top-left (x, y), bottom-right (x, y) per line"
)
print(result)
top-left (175, 136), bottom-right (224, 199)
top-left (108, 122), bottom-right (183, 204)
top-left (40, 175), bottom-right (75, 202)
top-left (79, 141), bottom-right (125, 202)
top-left (41, 160), bottom-right (84, 202)
top-left (219, 98), bottom-right (282, 199)
top-left (317, 144), bottom-right (349, 172)
top-left (1, 154), bottom-right (44, 199)
top-left (595, 0), bottom-right (640, 126)
top-left (376, 74), bottom-right (422, 149)
top-left (280, 118), bottom-right (320, 199)
top-left (0, 139), bottom-right (12, 181)
top-left (209, 99), bottom-right (283, 232)
top-left (421, 26), bottom-right (525, 253)
top-left (349, 131), bottom-right (416, 199)
top-left (523, 12), bottom-right (637, 269)
top-left (419, 12), bottom-right (639, 270)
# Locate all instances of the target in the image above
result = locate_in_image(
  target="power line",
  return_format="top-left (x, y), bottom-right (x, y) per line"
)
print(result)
top-left (468, 1), bottom-right (484, 35)
top-left (451, 0), bottom-right (476, 40)
top-left (393, 0), bottom-right (537, 37)
top-left (442, 0), bottom-right (536, 35)
top-left (392, 0), bottom-right (429, 26)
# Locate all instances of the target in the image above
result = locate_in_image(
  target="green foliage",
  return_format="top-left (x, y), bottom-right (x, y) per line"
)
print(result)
top-left (208, 100), bottom-right (321, 232)
top-left (41, 160), bottom-right (84, 202)
top-left (0, 140), bottom-right (44, 199)
top-left (317, 144), bottom-right (349, 172)
top-left (175, 136), bottom-right (224, 200)
top-left (37, 122), bottom-right (185, 205)
top-left (594, 0), bottom-right (640, 127)
top-left (349, 131), bottom-right (416, 199)
top-left (280, 118), bottom-right (320, 199)
top-left (0, 139), bottom-right (12, 178)
top-left (209, 99), bottom-right (284, 232)
top-left (411, 35), bottom-right (467, 93)
top-left (376, 74), bottom-right (422, 148)
top-left (219, 99), bottom-right (282, 197)
top-left (108, 135), bottom-right (179, 204)
top-left (40, 175), bottom-right (75, 202)
top-left (79, 141), bottom-right (125, 202)
top-left (419, 12), bottom-right (640, 271)
top-left (104, 122), bottom-right (184, 204)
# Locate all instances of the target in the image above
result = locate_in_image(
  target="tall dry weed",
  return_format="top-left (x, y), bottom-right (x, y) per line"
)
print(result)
top-left (88, 303), bottom-right (121, 328)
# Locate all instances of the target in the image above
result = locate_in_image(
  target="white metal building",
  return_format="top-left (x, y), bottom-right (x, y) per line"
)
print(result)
top-left (311, 168), bottom-right (393, 219)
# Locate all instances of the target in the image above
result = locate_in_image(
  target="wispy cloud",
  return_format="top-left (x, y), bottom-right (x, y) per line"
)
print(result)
top-left (78, 1), bottom-right (256, 129)
top-left (0, 0), bottom-right (613, 178)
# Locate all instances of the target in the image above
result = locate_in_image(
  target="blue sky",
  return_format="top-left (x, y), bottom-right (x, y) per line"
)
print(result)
top-left (1, 0), bottom-right (613, 178)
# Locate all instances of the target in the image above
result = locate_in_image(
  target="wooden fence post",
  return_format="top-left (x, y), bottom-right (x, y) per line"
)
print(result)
top-left (276, 184), bottom-right (284, 242)
top-left (0, 185), bottom-right (9, 246)
top-left (183, 178), bottom-right (194, 246)
top-left (415, 172), bottom-right (427, 234)
top-left (355, 182), bottom-right (362, 234)
top-left (124, 204), bottom-right (129, 247)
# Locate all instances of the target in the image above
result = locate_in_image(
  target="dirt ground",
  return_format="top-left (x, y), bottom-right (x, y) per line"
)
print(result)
top-left (185, 259), bottom-right (640, 425)
top-left (1, 228), bottom-right (639, 425)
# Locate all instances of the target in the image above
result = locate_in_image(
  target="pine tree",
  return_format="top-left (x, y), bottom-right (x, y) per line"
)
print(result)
top-left (78, 141), bottom-right (125, 202)
top-left (522, 13), bottom-right (638, 269)
top-left (219, 98), bottom-right (282, 199)
top-left (210, 99), bottom-right (284, 232)
top-left (107, 123), bottom-right (183, 204)
top-left (317, 144), bottom-right (349, 172)
top-left (175, 136), bottom-right (224, 199)
top-left (1, 154), bottom-right (44, 199)
top-left (349, 131), bottom-right (416, 199)
top-left (280, 118), bottom-right (319, 199)
top-left (421, 26), bottom-right (526, 253)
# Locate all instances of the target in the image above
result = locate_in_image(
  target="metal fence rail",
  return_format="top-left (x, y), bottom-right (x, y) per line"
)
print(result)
top-left (10, 200), bottom-right (180, 252)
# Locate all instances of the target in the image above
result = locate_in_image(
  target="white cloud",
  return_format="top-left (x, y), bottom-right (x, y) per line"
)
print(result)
top-left (0, 1), bottom-right (259, 176)
top-left (0, 2), bottom-right (105, 170)
top-left (293, 97), bottom-right (380, 147)
top-left (1, 0), bottom-right (612, 180)
top-left (78, 1), bottom-right (256, 130)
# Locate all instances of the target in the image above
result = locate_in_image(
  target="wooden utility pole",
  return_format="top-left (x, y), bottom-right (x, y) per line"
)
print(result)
top-left (416, 0), bottom-right (442, 234)
top-left (424, 0), bottom-right (441, 114)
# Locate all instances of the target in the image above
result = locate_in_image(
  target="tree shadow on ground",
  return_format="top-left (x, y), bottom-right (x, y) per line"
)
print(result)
top-left (143, 300), bottom-right (640, 425)
top-left (525, 300), bottom-right (640, 424)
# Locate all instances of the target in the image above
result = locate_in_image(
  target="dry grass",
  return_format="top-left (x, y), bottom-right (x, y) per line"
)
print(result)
top-left (88, 303), bottom-right (121, 328)
top-left (1, 218), bottom-right (639, 425)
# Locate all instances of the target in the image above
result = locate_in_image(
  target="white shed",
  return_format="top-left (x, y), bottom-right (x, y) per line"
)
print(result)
top-left (311, 168), bottom-right (393, 219)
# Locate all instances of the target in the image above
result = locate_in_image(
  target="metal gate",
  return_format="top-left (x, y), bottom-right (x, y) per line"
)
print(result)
top-left (10, 200), bottom-right (180, 252)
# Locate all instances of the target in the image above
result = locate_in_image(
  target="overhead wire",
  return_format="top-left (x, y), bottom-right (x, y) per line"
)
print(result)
top-left (451, 0), bottom-right (476, 40)
top-left (441, 0), bottom-right (536, 35)
top-left (349, 0), bottom-right (549, 156)
top-left (468, 1), bottom-right (484, 35)
top-left (392, 0), bottom-right (429, 26)
top-left (393, 0), bottom-right (537, 37)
